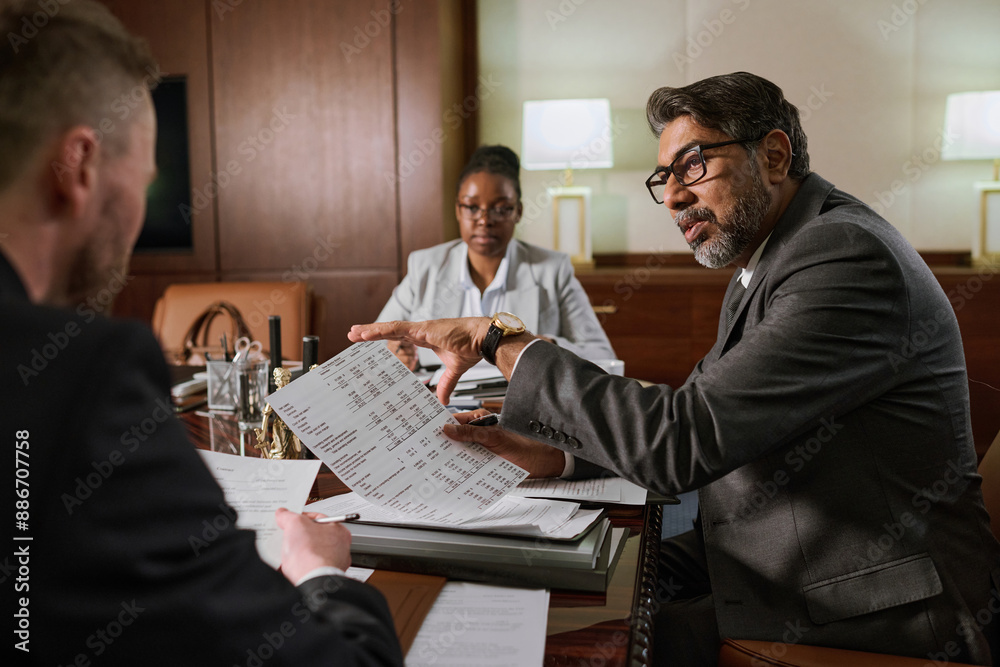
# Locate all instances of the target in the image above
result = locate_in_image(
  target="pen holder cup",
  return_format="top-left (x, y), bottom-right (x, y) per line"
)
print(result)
top-left (206, 360), bottom-right (236, 411)
top-left (234, 360), bottom-right (270, 431)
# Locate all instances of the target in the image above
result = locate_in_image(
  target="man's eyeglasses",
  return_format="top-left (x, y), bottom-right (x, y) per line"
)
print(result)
top-left (457, 203), bottom-right (518, 221)
top-left (644, 136), bottom-right (762, 204)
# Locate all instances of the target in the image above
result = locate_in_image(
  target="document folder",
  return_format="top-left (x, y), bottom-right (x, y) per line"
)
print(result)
top-left (349, 522), bottom-right (629, 593)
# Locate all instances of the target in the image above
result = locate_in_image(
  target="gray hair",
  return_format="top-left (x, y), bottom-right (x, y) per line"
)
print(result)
top-left (646, 72), bottom-right (810, 181)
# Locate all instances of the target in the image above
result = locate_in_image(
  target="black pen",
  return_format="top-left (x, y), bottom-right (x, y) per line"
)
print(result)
top-left (468, 413), bottom-right (499, 426)
top-left (268, 316), bottom-right (282, 393)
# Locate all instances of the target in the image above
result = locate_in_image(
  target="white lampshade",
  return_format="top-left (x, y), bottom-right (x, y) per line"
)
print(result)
top-left (521, 99), bottom-right (614, 170)
top-left (941, 91), bottom-right (1000, 161)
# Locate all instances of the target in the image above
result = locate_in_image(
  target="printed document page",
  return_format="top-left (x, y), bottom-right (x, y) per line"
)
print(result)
top-left (509, 476), bottom-right (649, 505)
top-left (427, 357), bottom-right (504, 386)
top-left (308, 492), bottom-right (603, 540)
top-left (509, 476), bottom-right (623, 502)
top-left (197, 450), bottom-right (321, 568)
top-left (267, 341), bottom-right (528, 523)
top-left (405, 583), bottom-right (549, 667)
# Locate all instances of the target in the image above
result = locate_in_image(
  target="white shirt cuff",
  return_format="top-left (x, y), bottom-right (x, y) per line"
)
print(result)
top-left (295, 565), bottom-right (347, 586)
top-left (560, 451), bottom-right (576, 478)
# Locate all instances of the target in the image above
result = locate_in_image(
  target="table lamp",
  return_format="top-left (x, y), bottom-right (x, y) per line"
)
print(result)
top-left (522, 98), bottom-right (614, 268)
top-left (941, 90), bottom-right (1000, 265)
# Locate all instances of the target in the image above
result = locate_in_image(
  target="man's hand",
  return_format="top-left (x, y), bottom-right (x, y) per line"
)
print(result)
top-left (386, 340), bottom-right (418, 371)
top-left (275, 507), bottom-right (352, 583)
top-left (443, 410), bottom-right (566, 479)
top-left (350, 317), bottom-right (523, 403)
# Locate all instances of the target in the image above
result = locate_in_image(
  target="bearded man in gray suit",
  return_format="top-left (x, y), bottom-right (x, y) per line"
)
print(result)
top-left (352, 72), bottom-right (1000, 666)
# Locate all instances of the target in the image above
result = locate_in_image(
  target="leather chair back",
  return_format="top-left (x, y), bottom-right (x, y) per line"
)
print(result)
top-left (152, 282), bottom-right (313, 362)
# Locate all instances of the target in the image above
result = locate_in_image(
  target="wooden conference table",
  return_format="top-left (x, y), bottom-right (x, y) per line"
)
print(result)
top-left (180, 409), bottom-right (662, 666)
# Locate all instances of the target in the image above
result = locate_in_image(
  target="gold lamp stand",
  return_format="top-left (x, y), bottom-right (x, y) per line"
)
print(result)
top-left (973, 158), bottom-right (1000, 267)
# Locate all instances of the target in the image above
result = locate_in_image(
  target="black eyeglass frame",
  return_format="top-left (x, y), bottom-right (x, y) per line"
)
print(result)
top-left (456, 202), bottom-right (519, 222)
top-left (644, 136), bottom-right (764, 204)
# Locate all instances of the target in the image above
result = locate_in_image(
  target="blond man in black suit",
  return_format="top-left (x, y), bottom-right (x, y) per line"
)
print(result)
top-left (0, 2), bottom-right (401, 664)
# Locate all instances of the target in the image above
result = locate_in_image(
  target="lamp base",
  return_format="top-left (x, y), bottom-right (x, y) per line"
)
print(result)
top-left (548, 186), bottom-right (593, 267)
top-left (973, 181), bottom-right (1000, 266)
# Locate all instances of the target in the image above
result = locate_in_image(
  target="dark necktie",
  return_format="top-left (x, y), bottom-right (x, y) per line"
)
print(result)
top-left (725, 280), bottom-right (747, 329)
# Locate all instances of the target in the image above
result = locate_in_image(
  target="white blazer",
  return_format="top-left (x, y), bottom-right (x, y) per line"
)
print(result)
top-left (377, 239), bottom-right (615, 361)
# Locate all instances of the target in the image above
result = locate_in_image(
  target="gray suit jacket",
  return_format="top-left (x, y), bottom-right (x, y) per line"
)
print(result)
top-left (378, 239), bottom-right (614, 361)
top-left (503, 174), bottom-right (1000, 662)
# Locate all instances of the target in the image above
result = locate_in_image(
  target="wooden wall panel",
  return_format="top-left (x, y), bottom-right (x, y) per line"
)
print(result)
top-left (100, 0), bottom-right (217, 275)
top-left (437, 0), bottom-right (473, 244)
top-left (577, 268), bottom-right (728, 389)
top-left (211, 0), bottom-right (398, 271)
top-left (102, 0), bottom-right (471, 372)
top-left (395, 0), bottom-right (445, 273)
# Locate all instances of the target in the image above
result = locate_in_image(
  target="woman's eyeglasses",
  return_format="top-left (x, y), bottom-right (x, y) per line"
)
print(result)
top-left (457, 203), bottom-right (518, 221)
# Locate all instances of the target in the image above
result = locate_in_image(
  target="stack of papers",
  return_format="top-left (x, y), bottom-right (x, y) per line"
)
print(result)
top-left (198, 341), bottom-right (635, 590)
top-left (327, 515), bottom-right (628, 592)
top-left (308, 491), bottom-right (603, 540)
top-left (510, 476), bottom-right (648, 505)
top-left (432, 359), bottom-right (508, 402)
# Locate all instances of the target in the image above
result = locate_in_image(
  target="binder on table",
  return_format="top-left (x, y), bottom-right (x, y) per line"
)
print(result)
top-left (348, 521), bottom-right (630, 593)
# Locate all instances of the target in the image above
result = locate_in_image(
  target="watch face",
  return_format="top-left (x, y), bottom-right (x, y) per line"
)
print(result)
top-left (496, 312), bottom-right (522, 329)
top-left (493, 312), bottom-right (525, 334)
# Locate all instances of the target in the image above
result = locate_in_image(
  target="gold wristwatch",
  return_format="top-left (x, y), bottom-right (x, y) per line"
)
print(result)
top-left (480, 312), bottom-right (525, 365)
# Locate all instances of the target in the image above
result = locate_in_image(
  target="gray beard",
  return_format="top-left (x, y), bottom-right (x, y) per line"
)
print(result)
top-left (689, 168), bottom-right (771, 269)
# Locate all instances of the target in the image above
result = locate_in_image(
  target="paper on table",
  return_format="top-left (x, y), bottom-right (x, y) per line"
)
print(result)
top-left (197, 450), bottom-right (321, 568)
top-left (509, 476), bottom-right (622, 502)
top-left (618, 478), bottom-right (649, 505)
top-left (416, 346), bottom-right (442, 369)
top-left (404, 582), bottom-right (549, 667)
top-left (510, 476), bottom-right (649, 505)
top-left (343, 567), bottom-right (375, 582)
top-left (429, 358), bottom-right (505, 387)
top-left (419, 347), bottom-right (503, 378)
top-left (309, 491), bottom-right (602, 540)
top-left (267, 342), bottom-right (528, 523)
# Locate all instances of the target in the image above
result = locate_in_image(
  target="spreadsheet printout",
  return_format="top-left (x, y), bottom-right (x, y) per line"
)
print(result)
top-left (267, 341), bottom-right (529, 523)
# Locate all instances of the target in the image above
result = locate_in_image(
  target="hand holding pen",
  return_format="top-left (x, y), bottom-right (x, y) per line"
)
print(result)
top-left (275, 508), bottom-right (355, 581)
top-left (313, 512), bottom-right (360, 524)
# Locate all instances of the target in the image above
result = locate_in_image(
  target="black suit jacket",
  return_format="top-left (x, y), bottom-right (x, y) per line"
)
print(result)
top-left (1, 254), bottom-right (403, 665)
top-left (503, 174), bottom-right (1000, 663)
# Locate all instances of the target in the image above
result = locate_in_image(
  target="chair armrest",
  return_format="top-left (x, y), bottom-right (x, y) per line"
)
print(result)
top-left (719, 638), bottom-right (987, 667)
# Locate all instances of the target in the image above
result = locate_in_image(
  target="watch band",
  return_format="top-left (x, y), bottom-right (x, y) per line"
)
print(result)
top-left (480, 312), bottom-right (525, 365)
top-left (481, 322), bottom-right (504, 365)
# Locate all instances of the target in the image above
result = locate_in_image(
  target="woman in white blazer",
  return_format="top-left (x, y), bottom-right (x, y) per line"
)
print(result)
top-left (378, 145), bottom-right (614, 368)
